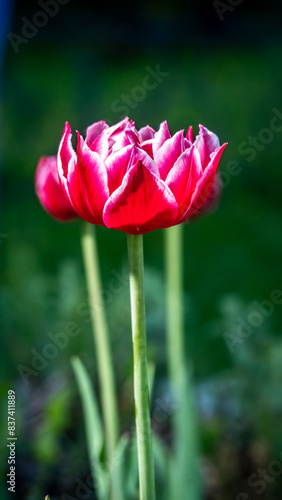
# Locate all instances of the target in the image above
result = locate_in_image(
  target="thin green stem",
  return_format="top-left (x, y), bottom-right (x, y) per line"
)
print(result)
top-left (127, 234), bottom-right (156, 500)
top-left (80, 222), bottom-right (119, 475)
top-left (165, 224), bottom-right (185, 384)
top-left (165, 224), bottom-right (202, 500)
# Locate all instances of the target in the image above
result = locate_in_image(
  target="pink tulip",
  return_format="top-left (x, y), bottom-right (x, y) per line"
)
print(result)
top-left (35, 156), bottom-right (78, 221)
top-left (58, 117), bottom-right (227, 234)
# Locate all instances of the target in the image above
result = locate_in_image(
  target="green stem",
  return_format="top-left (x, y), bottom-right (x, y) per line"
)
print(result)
top-left (165, 224), bottom-right (202, 500)
top-left (165, 224), bottom-right (185, 384)
top-left (80, 222), bottom-right (118, 473)
top-left (127, 234), bottom-right (156, 500)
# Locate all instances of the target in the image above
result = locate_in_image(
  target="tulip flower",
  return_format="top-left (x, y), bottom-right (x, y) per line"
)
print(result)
top-left (56, 116), bottom-right (227, 500)
top-left (58, 118), bottom-right (227, 235)
top-left (35, 155), bottom-right (78, 221)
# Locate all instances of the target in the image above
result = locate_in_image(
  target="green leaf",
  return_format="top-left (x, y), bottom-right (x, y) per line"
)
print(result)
top-left (147, 362), bottom-right (156, 403)
top-left (71, 356), bottom-right (108, 500)
top-left (168, 367), bottom-right (202, 500)
top-left (125, 436), bottom-right (139, 498)
top-left (110, 434), bottom-right (130, 500)
top-left (152, 434), bottom-right (168, 479)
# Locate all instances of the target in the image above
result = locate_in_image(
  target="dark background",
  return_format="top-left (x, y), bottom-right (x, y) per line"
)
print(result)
top-left (1, 1), bottom-right (282, 499)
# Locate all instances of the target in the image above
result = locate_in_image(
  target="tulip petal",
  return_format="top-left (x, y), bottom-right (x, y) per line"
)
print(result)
top-left (103, 158), bottom-right (178, 235)
top-left (88, 129), bottom-right (109, 160)
top-left (190, 172), bottom-right (222, 221)
top-left (184, 138), bottom-right (192, 149)
top-left (57, 122), bottom-right (78, 209)
top-left (58, 124), bottom-right (93, 221)
top-left (106, 145), bottom-right (159, 195)
top-left (155, 130), bottom-right (184, 180)
top-left (110, 128), bottom-right (139, 153)
top-left (124, 129), bottom-right (140, 146)
top-left (194, 125), bottom-right (220, 169)
top-left (105, 145), bottom-right (135, 194)
top-left (166, 146), bottom-right (203, 220)
top-left (152, 121), bottom-right (171, 158)
top-left (134, 147), bottom-right (159, 176)
top-left (178, 143), bottom-right (227, 223)
top-left (139, 125), bottom-right (155, 142)
top-left (75, 133), bottom-right (110, 225)
top-left (165, 148), bottom-right (194, 205)
top-left (177, 148), bottom-right (203, 217)
top-left (35, 156), bottom-right (77, 221)
top-left (107, 117), bottom-right (130, 138)
top-left (58, 122), bottom-right (75, 177)
top-left (66, 155), bottom-right (96, 223)
top-left (186, 125), bottom-right (194, 143)
top-left (86, 121), bottom-right (108, 147)
top-left (141, 139), bottom-right (154, 159)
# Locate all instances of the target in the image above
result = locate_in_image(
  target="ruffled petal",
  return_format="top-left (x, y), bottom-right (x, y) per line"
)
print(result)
top-left (105, 144), bottom-right (135, 194)
top-left (88, 129), bottom-right (109, 160)
top-left (133, 147), bottom-right (159, 176)
top-left (154, 130), bottom-right (184, 180)
top-left (190, 172), bottom-right (222, 221)
top-left (194, 125), bottom-right (220, 169)
top-left (103, 158), bottom-right (178, 235)
top-left (86, 121), bottom-right (108, 147)
top-left (110, 128), bottom-right (139, 154)
top-left (184, 138), bottom-right (192, 149)
top-left (177, 143), bottom-right (227, 223)
top-left (166, 146), bottom-right (203, 221)
top-left (186, 125), bottom-right (194, 143)
top-left (57, 122), bottom-right (77, 209)
top-left (152, 120), bottom-right (171, 158)
top-left (138, 125), bottom-right (156, 142)
top-left (66, 155), bottom-right (97, 223)
top-left (107, 117), bottom-right (130, 139)
top-left (35, 156), bottom-right (77, 221)
top-left (75, 133), bottom-right (110, 225)
top-left (165, 148), bottom-right (194, 206)
top-left (58, 122), bottom-right (75, 177)
top-left (141, 139), bottom-right (154, 159)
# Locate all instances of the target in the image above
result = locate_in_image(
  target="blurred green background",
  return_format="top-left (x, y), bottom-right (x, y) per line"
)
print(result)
top-left (1, 1), bottom-right (282, 498)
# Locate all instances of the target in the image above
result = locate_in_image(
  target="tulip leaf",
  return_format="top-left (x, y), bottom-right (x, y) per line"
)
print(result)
top-left (110, 434), bottom-right (130, 500)
top-left (71, 356), bottom-right (109, 500)
top-left (168, 366), bottom-right (202, 500)
top-left (152, 434), bottom-right (168, 481)
top-left (125, 436), bottom-right (139, 498)
top-left (147, 361), bottom-right (156, 402)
